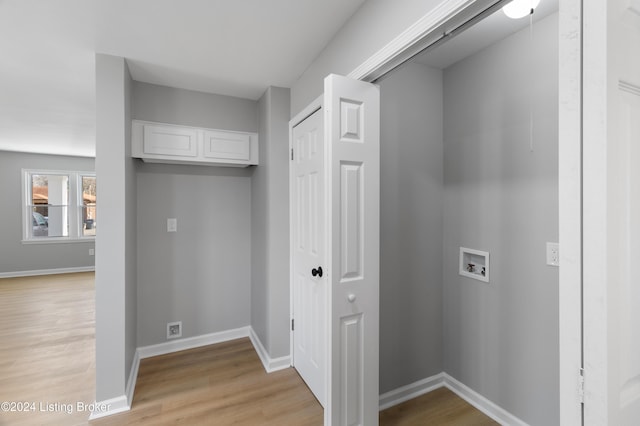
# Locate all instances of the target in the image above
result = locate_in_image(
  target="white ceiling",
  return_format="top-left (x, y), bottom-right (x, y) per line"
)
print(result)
top-left (1, 0), bottom-right (559, 159)
top-left (0, 0), bottom-right (365, 157)
top-left (415, 0), bottom-right (558, 69)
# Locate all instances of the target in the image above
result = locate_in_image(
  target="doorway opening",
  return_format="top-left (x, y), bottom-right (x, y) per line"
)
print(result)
top-left (290, 1), bottom-right (564, 424)
top-left (372, 1), bottom-right (561, 425)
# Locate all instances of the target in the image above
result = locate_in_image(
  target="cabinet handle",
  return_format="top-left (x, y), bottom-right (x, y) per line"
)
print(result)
top-left (311, 266), bottom-right (323, 277)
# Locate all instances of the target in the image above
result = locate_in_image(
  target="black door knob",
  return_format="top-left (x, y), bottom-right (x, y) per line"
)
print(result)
top-left (311, 266), bottom-right (323, 277)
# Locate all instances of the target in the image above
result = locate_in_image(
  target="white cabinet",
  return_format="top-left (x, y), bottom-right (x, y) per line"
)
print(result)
top-left (132, 120), bottom-right (258, 167)
top-left (142, 123), bottom-right (199, 158)
top-left (203, 130), bottom-right (251, 161)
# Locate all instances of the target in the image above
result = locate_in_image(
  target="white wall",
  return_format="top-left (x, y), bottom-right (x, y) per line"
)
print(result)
top-left (378, 63), bottom-right (444, 393)
top-left (442, 13), bottom-right (559, 425)
top-left (251, 86), bottom-right (291, 358)
top-left (0, 151), bottom-right (95, 275)
top-left (132, 82), bottom-right (256, 347)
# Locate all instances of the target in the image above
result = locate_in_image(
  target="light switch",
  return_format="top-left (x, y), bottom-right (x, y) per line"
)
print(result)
top-left (167, 218), bottom-right (177, 233)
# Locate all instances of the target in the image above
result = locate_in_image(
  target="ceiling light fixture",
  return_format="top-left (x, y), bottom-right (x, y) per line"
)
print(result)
top-left (503, 0), bottom-right (540, 19)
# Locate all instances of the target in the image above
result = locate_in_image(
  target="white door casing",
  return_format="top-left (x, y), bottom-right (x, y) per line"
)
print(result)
top-left (583, 0), bottom-right (640, 423)
top-left (291, 107), bottom-right (326, 406)
top-left (324, 74), bottom-right (380, 426)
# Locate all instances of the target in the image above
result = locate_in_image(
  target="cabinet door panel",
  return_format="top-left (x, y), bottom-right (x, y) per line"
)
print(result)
top-left (203, 130), bottom-right (251, 161)
top-left (143, 124), bottom-right (198, 157)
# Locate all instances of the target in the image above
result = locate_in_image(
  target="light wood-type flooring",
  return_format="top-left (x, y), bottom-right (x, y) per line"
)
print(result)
top-left (1, 272), bottom-right (497, 425)
top-left (0, 272), bottom-right (96, 426)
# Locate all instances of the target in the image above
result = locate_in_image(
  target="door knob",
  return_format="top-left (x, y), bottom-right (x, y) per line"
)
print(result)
top-left (311, 266), bottom-right (323, 277)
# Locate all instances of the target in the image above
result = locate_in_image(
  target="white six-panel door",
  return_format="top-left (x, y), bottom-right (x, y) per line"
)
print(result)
top-left (292, 108), bottom-right (326, 407)
top-left (606, 4), bottom-right (640, 417)
top-left (324, 74), bottom-right (380, 426)
top-left (291, 75), bottom-right (380, 426)
top-left (583, 0), bottom-right (640, 424)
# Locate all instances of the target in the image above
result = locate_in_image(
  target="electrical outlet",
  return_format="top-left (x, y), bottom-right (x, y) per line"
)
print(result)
top-left (167, 321), bottom-right (182, 339)
top-left (546, 242), bottom-right (559, 267)
top-left (89, 248), bottom-right (95, 256)
top-left (167, 218), bottom-right (177, 233)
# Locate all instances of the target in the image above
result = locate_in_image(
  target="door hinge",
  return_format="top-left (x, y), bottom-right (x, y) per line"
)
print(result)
top-left (291, 319), bottom-right (294, 331)
top-left (291, 148), bottom-right (294, 160)
top-left (578, 368), bottom-right (585, 403)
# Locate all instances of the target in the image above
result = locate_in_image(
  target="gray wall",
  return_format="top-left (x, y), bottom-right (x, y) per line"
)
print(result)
top-left (291, 0), bottom-right (442, 115)
top-left (378, 63), bottom-right (444, 393)
top-left (136, 166), bottom-right (251, 346)
top-left (0, 151), bottom-right (95, 275)
top-left (124, 64), bottom-right (137, 390)
top-left (442, 13), bottom-right (559, 425)
top-left (132, 81), bottom-right (257, 132)
top-left (251, 87), bottom-right (291, 358)
top-left (94, 54), bottom-right (137, 402)
top-left (133, 82), bottom-right (256, 347)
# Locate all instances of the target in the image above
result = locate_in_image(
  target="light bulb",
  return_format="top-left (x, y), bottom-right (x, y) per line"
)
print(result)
top-left (502, 0), bottom-right (541, 19)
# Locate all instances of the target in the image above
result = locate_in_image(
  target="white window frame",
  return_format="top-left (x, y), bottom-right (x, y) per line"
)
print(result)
top-left (22, 169), bottom-right (96, 244)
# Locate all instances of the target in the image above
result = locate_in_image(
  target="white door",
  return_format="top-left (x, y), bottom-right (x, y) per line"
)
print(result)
top-left (292, 107), bottom-right (326, 406)
top-left (608, 83), bottom-right (640, 424)
top-left (324, 74), bottom-right (380, 426)
top-left (583, 0), bottom-right (640, 424)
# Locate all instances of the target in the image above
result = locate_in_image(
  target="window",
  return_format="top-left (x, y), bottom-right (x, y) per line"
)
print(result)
top-left (23, 170), bottom-right (97, 242)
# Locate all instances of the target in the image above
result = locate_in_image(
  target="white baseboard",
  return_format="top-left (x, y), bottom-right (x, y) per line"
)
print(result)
top-left (137, 326), bottom-right (251, 359)
top-left (0, 266), bottom-right (95, 279)
top-left (89, 350), bottom-right (140, 420)
top-left (125, 350), bottom-right (140, 407)
top-left (378, 373), bottom-right (445, 410)
top-left (443, 373), bottom-right (529, 426)
top-left (249, 327), bottom-right (291, 373)
top-left (378, 372), bottom-right (529, 425)
top-left (88, 395), bottom-right (129, 420)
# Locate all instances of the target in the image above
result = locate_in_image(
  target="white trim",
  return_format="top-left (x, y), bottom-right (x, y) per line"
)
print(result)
top-left (125, 350), bottom-right (140, 408)
top-left (443, 373), bottom-right (529, 426)
top-left (88, 395), bottom-right (129, 420)
top-left (378, 373), bottom-right (445, 410)
top-left (0, 266), bottom-right (95, 279)
top-left (249, 327), bottom-right (292, 373)
top-left (137, 326), bottom-right (251, 359)
top-left (558, 0), bottom-right (583, 423)
top-left (378, 373), bottom-right (529, 425)
top-left (21, 237), bottom-right (95, 245)
top-left (290, 94), bottom-right (323, 128)
top-left (347, 0), bottom-right (494, 82)
top-left (91, 350), bottom-right (140, 419)
top-left (21, 168), bottom-right (96, 242)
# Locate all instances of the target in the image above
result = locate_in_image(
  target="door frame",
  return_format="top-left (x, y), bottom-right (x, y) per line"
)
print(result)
top-left (349, 1), bottom-right (583, 422)
top-left (289, 0), bottom-right (584, 423)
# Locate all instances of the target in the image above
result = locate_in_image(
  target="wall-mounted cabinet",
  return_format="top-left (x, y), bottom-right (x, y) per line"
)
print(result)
top-left (132, 120), bottom-right (258, 167)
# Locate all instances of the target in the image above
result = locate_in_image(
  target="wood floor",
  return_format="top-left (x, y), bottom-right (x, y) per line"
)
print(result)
top-left (379, 387), bottom-right (498, 425)
top-left (92, 338), bottom-right (324, 426)
top-left (1, 272), bottom-right (497, 425)
top-left (0, 272), bottom-right (96, 426)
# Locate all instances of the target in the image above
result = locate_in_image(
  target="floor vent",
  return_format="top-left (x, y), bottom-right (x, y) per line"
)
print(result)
top-left (167, 321), bottom-right (182, 339)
